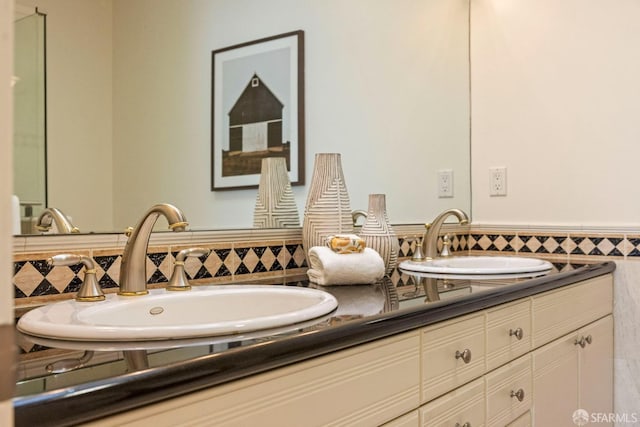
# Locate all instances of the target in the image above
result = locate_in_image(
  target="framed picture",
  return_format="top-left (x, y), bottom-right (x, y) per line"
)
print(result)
top-left (211, 30), bottom-right (305, 191)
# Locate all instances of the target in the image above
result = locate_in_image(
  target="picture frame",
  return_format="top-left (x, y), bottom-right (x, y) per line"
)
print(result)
top-left (211, 30), bottom-right (305, 191)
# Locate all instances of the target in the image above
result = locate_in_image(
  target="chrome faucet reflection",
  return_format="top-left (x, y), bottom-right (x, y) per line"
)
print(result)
top-left (119, 203), bottom-right (188, 296)
top-left (36, 207), bottom-right (79, 234)
top-left (422, 208), bottom-right (469, 260)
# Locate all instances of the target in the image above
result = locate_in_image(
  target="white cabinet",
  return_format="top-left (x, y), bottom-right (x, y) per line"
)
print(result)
top-left (532, 315), bottom-right (613, 427)
top-left (91, 273), bottom-right (614, 427)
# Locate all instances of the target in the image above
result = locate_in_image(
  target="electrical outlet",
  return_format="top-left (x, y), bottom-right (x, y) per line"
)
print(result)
top-left (438, 169), bottom-right (454, 198)
top-left (490, 167), bottom-right (507, 196)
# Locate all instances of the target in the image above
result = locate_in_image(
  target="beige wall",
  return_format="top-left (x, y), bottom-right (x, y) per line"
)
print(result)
top-left (471, 0), bottom-right (640, 227)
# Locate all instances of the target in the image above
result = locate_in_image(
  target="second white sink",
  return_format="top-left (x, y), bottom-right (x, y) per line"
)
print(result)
top-left (17, 285), bottom-right (338, 341)
top-left (399, 255), bottom-right (553, 279)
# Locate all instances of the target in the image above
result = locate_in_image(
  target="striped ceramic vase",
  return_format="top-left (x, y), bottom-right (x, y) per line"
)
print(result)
top-left (359, 194), bottom-right (399, 275)
top-left (302, 153), bottom-right (353, 260)
top-left (253, 157), bottom-right (300, 228)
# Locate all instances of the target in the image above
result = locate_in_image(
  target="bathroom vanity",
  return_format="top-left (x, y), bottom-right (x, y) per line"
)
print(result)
top-left (13, 262), bottom-right (615, 426)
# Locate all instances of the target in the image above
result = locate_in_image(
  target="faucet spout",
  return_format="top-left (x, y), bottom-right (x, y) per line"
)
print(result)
top-left (36, 208), bottom-right (80, 234)
top-left (118, 204), bottom-right (188, 296)
top-left (422, 208), bottom-right (469, 260)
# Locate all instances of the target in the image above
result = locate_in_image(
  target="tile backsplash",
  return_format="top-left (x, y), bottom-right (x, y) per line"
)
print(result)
top-left (13, 239), bottom-right (308, 307)
top-left (13, 224), bottom-right (638, 308)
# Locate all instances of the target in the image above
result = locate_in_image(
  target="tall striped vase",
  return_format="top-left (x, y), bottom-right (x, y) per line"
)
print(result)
top-left (253, 157), bottom-right (300, 228)
top-left (359, 194), bottom-right (399, 275)
top-left (302, 153), bottom-right (353, 260)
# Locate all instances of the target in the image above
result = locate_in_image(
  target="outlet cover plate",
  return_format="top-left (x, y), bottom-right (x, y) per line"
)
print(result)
top-left (490, 167), bottom-right (507, 196)
top-left (438, 169), bottom-right (454, 198)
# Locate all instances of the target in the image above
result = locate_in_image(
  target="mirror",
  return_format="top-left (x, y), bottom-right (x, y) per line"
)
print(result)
top-left (14, 0), bottom-right (470, 234)
top-left (13, 7), bottom-right (46, 233)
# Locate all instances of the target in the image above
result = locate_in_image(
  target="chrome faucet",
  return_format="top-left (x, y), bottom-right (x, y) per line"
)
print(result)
top-left (422, 208), bottom-right (469, 260)
top-left (36, 208), bottom-right (80, 234)
top-left (47, 254), bottom-right (104, 301)
top-left (118, 204), bottom-right (188, 296)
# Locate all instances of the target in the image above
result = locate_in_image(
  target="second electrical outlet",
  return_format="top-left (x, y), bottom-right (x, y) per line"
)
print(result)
top-left (490, 167), bottom-right (507, 196)
top-left (438, 169), bottom-right (454, 198)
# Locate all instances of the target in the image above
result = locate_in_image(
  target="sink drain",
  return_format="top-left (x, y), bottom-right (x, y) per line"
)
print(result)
top-left (149, 306), bottom-right (164, 315)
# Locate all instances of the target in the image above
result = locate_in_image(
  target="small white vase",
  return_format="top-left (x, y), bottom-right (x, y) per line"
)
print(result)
top-left (302, 153), bottom-right (353, 259)
top-left (359, 194), bottom-right (399, 275)
top-left (253, 157), bottom-right (300, 228)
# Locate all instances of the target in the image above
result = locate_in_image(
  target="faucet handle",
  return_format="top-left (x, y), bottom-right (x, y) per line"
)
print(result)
top-left (411, 236), bottom-right (426, 262)
top-left (175, 247), bottom-right (210, 262)
top-left (167, 247), bottom-right (211, 291)
top-left (440, 235), bottom-right (452, 257)
top-left (48, 254), bottom-right (105, 302)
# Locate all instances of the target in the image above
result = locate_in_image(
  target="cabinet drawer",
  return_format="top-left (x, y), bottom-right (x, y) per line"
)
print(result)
top-left (486, 299), bottom-right (531, 371)
top-left (383, 410), bottom-right (419, 427)
top-left (421, 313), bottom-right (486, 402)
top-left (531, 275), bottom-right (612, 348)
top-left (93, 332), bottom-right (421, 427)
top-left (485, 354), bottom-right (532, 427)
top-left (507, 410), bottom-right (531, 427)
top-left (420, 378), bottom-right (485, 427)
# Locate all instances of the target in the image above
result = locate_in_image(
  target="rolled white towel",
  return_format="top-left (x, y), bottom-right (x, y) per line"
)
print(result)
top-left (307, 246), bottom-right (385, 285)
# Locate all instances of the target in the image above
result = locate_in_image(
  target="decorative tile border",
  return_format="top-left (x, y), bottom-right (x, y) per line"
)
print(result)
top-left (467, 227), bottom-right (630, 260)
top-left (13, 240), bottom-right (307, 306)
top-left (13, 224), bottom-right (639, 307)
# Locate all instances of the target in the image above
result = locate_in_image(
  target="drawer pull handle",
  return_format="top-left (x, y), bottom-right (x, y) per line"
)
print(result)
top-left (509, 327), bottom-right (524, 340)
top-left (575, 335), bottom-right (593, 348)
top-left (455, 349), bottom-right (472, 364)
top-left (455, 423), bottom-right (471, 427)
top-left (510, 388), bottom-right (525, 402)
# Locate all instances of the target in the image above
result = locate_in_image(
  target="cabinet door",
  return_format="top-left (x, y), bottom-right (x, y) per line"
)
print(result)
top-left (532, 332), bottom-right (579, 427)
top-left (485, 354), bottom-right (531, 427)
top-left (486, 299), bottom-right (531, 371)
top-left (421, 313), bottom-right (486, 402)
top-left (578, 315), bottom-right (613, 423)
top-left (420, 377), bottom-right (485, 427)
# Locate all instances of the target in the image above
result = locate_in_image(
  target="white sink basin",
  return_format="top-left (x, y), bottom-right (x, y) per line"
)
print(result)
top-left (399, 256), bottom-right (553, 279)
top-left (17, 285), bottom-right (338, 342)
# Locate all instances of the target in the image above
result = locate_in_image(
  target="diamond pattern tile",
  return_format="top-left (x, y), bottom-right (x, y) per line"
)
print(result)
top-left (626, 237), bottom-right (640, 257)
top-left (95, 255), bottom-right (120, 289)
top-left (11, 229), bottom-right (630, 301)
top-left (570, 236), bottom-right (624, 257)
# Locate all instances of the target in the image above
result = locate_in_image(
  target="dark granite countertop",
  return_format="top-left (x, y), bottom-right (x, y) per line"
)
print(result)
top-left (13, 261), bottom-right (616, 427)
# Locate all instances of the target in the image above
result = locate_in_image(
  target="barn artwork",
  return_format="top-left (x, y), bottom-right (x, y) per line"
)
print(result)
top-left (223, 74), bottom-right (290, 177)
top-left (211, 31), bottom-right (305, 191)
